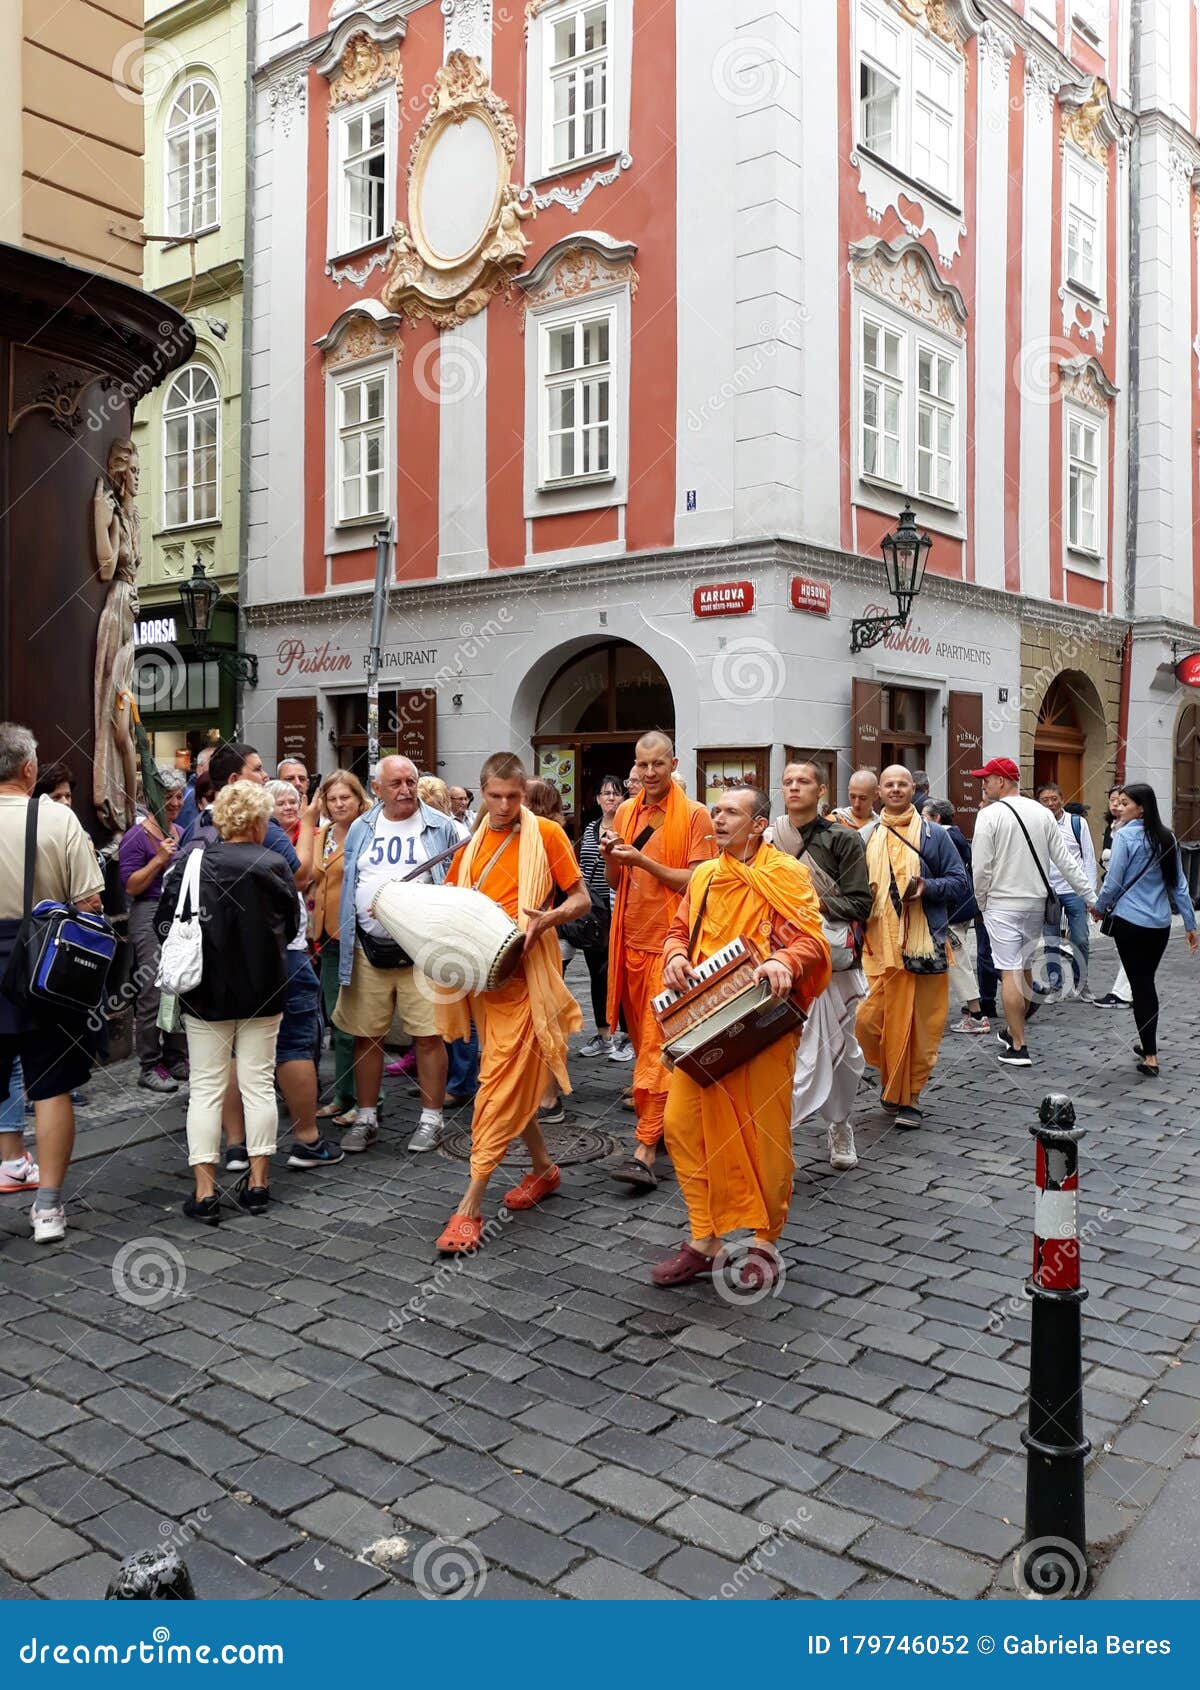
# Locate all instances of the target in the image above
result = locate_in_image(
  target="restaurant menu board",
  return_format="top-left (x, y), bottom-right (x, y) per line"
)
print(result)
top-left (538, 746), bottom-right (576, 815)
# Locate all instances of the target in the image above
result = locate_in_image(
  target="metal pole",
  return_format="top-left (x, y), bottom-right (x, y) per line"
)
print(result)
top-left (366, 519), bottom-right (393, 779)
top-left (1016, 1093), bottom-right (1090, 1599)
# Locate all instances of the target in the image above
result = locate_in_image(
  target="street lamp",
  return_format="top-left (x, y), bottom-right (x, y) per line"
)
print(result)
top-left (849, 502), bottom-right (933, 655)
top-left (178, 556), bottom-right (259, 687)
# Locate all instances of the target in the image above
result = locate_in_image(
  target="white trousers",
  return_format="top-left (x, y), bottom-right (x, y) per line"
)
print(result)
top-left (947, 923), bottom-right (979, 1010)
top-left (183, 1015), bottom-right (281, 1167)
top-left (791, 969), bottom-right (867, 1130)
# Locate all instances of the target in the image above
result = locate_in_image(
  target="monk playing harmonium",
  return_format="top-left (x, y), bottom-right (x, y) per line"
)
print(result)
top-left (653, 786), bottom-right (831, 1292)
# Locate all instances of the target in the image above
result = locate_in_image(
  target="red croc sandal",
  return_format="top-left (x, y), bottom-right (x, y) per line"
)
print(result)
top-left (503, 1165), bottom-right (561, 1211)
top-left (436, 1213), bottom-right (484, 1255)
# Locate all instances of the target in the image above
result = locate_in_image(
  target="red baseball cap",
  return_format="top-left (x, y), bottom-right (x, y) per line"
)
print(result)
top-left (969, 756), bottom-right (1020, 782)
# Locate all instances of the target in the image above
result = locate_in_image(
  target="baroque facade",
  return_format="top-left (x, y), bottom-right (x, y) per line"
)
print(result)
top-left (239, 0), bottom-right (1200, 840)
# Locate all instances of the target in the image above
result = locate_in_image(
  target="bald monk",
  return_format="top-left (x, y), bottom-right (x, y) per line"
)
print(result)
top-left (831, 768), bottom-right (880, 840)
top-left (856, 765), bottom-right (969, 1130)
top-left (602, 732), bottom-right (716, 1190)
top-left (434, 753), bottom-right (588, 1255)
top-left (654, 788), bottom-right (831, 1291)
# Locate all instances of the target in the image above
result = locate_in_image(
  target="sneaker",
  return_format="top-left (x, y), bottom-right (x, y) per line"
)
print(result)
top-left (997, 1027), bottom-right (1013, 1049)
top-left (224, 1143), bottom-right (250, 1174)
top-left (951, 1014), bottom-right (990, 1035)
top-left (579, 1033), bottom-right (613, 1058)
top-left (286, 1137), bottom-right (346, 1170)
top-left (998, 1044), bottom-right (1032, 1067)
top-left (827, 1121), bottom-right (858, 1170)
top-left (31, 1204), bottom-right (66, 1244)
top-left (407, 1118), bottom-right (443, 1153)
top-left (537, 1102), bottom-right (566, 1126)
top-left (607, 1040), bottom-right (635, 1063)
top-left (232, 1178), bottom-right (270, 1215)
top-left (341, 1118), bottom-right (379, 1154)
top-left (182, 1193), bottom-right (221, 1225)
top-left (0, 1154), bottom-right (39, 1193)
top-left (1094, 993), bottom-right (1132, 1009)
top-left (167, 1061), bottom-right (190, 1083)
top-left (894, 1106), bottom-right (922, 1130)
top-left (138, 1067), bottom-right (178, 1095)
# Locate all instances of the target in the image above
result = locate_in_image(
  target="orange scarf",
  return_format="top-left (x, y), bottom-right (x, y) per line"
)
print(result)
top-left (605, 779), bottom-right (693, 1028)
top-left (687, 846), bottom-right (831, 1015)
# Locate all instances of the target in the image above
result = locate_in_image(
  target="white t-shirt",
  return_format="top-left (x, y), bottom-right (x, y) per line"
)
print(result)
top-left (355, 811), bottom-right (430, 937)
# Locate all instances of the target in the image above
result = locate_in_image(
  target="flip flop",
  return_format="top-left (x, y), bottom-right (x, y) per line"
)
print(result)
top-left (436, 1213), bottom-right (484, 1255)
top-left (503, 1165), bottom-right (561, 1211)
top-left (608, 1158), bottom-right (657, 1191)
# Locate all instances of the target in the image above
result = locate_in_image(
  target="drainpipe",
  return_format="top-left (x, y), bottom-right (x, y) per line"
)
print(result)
top-left (1117, 0), bottom-right (1143, 783)
top-left (235, 0), bottom-right (258, 737)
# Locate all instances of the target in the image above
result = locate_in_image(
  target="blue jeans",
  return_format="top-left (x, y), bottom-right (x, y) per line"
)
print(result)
top-left (446, 1021), bottom-right (480, 1101)
top-left (1043, 892), bottom-right (1090, 993)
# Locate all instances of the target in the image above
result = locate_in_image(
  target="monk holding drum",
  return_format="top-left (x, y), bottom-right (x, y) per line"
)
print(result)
top-left (432, 752), bottom-right (589, 1255)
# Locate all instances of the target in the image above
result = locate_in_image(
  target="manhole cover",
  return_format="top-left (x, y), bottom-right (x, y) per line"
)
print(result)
top-left (440, 1120), bottom-right (618, 1167)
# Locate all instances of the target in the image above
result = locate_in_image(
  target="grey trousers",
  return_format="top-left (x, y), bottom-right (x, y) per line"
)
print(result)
top-left (128, 898), bottom-right (187, 1073)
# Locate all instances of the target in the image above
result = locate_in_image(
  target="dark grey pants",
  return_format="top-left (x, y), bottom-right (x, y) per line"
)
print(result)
top-left (127, 899), bottom-right (187, 1073)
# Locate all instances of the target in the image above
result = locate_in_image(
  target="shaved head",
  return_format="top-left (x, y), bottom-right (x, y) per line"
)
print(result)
top-left (636, 730), bottom-right (675, 759)
top-left (879, 764), bottom-right (915, 814)
top-left (633, 731), bottom-right (677, 802)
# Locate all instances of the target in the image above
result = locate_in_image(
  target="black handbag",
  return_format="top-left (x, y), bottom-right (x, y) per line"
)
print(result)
top-left (1, 800), bottom-right (116, 1016)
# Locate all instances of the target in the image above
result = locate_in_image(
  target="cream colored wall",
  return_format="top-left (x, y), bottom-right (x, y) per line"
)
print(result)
top-left (18, 0), bottom-right (146, 280)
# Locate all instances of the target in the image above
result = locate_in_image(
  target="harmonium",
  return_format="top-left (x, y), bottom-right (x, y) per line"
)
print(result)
top-left (651, 934), bottom-right (804, 1087)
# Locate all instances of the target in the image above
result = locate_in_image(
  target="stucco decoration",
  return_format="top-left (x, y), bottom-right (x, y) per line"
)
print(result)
top-left (443, 0), bottom-right (490, 59)
top-left (316, 301), bottom-right (405, 367)
top-left (381, 51), bottom-right (534, 327)
top-left (893, 0), bottom-right (976, 54)
top-left (1058, 354), bottom-right (1118, 413)
top-left (524, 152), bottom-right (634, 214)
top-left (1059, 286), bottom-right (1108, 355)
top-left (513, 232), bottom-right (638, 323)
top-left (328, 31), bottom-right (403, 107)
top-left (1024, 57), bottom-right (1061, 116)
top-left (1058, 77), bottom-right (1125, 170)
top-left (524, 0), bottom-right (553, 35)
top-left (1168, 145), bottom-right (1196, 209)
top-left (848, 236), bottom-right (967, 340)
top-left (977, 19), bottom-right (1015, 90)
top-left (267, 70), bottom-right (307, 137)
top-left (8, 348), bottom-right (108, 435)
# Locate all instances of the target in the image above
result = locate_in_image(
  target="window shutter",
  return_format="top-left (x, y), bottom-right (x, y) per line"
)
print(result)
top-left (947, 690), bottom-right (984, 838)
top-left (851, 678), bottom-right (884, 773)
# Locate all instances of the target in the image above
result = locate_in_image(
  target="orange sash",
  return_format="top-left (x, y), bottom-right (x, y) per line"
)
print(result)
top-left (605, 780), bottom-right (693, 1030)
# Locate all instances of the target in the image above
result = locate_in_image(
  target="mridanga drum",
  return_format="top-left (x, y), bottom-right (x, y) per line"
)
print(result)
top-left (372, 881), bottom-right (524, 994)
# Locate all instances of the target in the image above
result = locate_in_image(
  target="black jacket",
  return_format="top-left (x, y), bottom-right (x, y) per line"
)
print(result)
top-left (156, 841), bottom-right (300, 1022)
top-left (774, 815), bottom-right (873, 924)
top-left (944, 824), bottom-right (980, 924)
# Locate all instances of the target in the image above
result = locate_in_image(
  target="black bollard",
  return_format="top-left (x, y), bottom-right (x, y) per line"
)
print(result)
top-left (105, 1547), bottom-right (197, 1600)
top-left (1016, 1093), bottom-right (1090, 1598)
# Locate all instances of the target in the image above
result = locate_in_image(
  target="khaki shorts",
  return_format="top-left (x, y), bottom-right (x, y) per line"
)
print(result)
top-left (333, 946), bottom-right (440, 1040)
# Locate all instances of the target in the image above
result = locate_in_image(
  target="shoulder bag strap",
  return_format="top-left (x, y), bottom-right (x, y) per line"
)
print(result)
top-left (998, 801), bottom-right (1055, 898)
top-left (882, 821), bottom-right (930, 868)
top-left (176, 848), bottom-right (203, 919)
top-left (470, 827), bottom-right (518, 895)
top-left (22, 797), bottom-right (39, 917)
top-left (1104, 838), bottom-right (1159, 907)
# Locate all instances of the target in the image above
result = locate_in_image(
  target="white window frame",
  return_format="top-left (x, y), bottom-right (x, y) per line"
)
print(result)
top-left (545, 2), bottom-right (612, 173)
top-left (854, 0), bottom-right (962, 207)
top-left (327, 91), bottom-right (397, 262)
top-left (527, 0), bottom-right (632, 185)
top-left (325, 355), bottom-right (396, 552)
top-left (1064, 404), bottom-right (1104, 566)
top-left (1063, 147), bottom-right (1106, 306)
top-left (164, 78), bottom-right (220, 240)
top-left (161, 364), bottom-right (221, 530)
top-left (538, 306), bottom-right (616, 489)
top-left (853, 291), bottom-right (965, 524)
top-left (524, 284), bottom-right (630, 517)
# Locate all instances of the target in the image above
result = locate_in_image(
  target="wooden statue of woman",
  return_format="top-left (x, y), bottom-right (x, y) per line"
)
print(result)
top-left (93, 438), bottom-right (142, 835)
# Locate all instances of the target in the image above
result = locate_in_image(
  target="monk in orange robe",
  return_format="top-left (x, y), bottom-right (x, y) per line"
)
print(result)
top-left (603, 731), bottom-right (715, 1190)
top-left (434, 753), bottom-right (588, 1255)
top-left (654, 787), bottom-right (831, 1292)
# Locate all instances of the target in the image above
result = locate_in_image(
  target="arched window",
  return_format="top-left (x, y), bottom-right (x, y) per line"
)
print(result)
top-left (163, 365), bottom-right (220, 528)
top-left (165, 79), bottom-right (220, 237)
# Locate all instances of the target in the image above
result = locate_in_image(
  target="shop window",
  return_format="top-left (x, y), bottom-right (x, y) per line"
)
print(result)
top-left (332, 95), bottom-right (395, 258)
top-left (854, 684), bottom-right (930, 776)
top-left (1065, 405), bottom-right (1102, 559)
top-left (697, 749), bottom-right (769, 810)
top-left (162, 365), bottom-right (220, 529)
top-left (856, 0), bottom-right (961, 203)
top-left (165, 79), bottom-right (219, 238)
top-left (1064, 150), bottom-right (1104, 303)
top-left (134, 654), bottom-right (218, 715)
top-left (528, 0), bottom-right (630, 183)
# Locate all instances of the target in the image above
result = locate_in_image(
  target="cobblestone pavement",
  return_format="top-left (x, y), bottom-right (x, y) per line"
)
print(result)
top-left (1, 933), bottom-right (1197, 1602)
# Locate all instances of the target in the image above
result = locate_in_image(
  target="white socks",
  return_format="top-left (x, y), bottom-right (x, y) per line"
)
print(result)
top-left (420, 1108), bottom-right (444, 1130)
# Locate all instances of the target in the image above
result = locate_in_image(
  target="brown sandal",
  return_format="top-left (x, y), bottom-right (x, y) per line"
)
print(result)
top-left (609, 1159), bottom-right (657, 1191)
top-left (651, 1241), bottom-right (721, 1287)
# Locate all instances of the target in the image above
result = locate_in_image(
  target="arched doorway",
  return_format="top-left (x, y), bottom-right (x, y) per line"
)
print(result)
top-left (533, 640), bottom-right (674, 835)
top-left (1174, 702), bottom-right (1200, 842)
top-left (1034, 676), bottom-right (1087, 801)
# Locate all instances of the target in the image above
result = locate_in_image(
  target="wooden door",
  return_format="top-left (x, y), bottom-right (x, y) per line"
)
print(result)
top-left (1174, 703), bottom-right (1200, 842)
top-left (947, 691), bottom-right (983, 837)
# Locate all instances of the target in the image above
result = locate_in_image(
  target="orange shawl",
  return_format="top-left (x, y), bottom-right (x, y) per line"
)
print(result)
top-left (605, 779), bottom-right (694, 1029)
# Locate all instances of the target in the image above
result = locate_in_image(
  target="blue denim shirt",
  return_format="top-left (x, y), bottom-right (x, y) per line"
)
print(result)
top-left (1093, 819), bottom-right (1197, 932)
top-left (337, 800), bottom-right (460, 985)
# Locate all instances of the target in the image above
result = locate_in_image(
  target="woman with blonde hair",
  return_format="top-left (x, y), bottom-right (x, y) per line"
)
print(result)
top-left (156, 781), bottom-right (300, 1222)
top-left (419, 774), bottom-right (470, 841)
top-left (303, 769), bottom-right (371, 1123)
